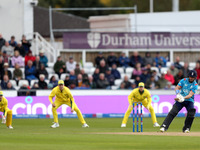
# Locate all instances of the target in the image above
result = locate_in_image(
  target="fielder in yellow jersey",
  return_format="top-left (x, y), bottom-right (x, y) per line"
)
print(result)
top-left (49, 80), bottom-right (89, 128)
top-left (121, 82), bottom-right (160, 128)
top-left (0, 91), bottom-right (13, 129)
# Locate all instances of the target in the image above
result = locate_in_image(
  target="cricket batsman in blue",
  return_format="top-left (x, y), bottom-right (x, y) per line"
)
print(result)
top-left (160, 70), bottom-right (198, 133)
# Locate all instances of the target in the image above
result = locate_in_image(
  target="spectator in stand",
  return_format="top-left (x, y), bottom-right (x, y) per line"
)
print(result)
top-left (164, 70), bottom-right (175, 85)
top-left (1, 75), bottom-right (9, 89)
top-left (1, 63), bottom-right (12, 80)
top-left (25, 50), bottom-right (36, 66)
top-left (140, 68), bottom-right (151, 84)
top-left (130, 51), bottom-right (143, 67)
top-left (69, 79), bottom-right (76, 89)
top-left (156, 73), bottom-right (168, 89)
top-left (53, 56), bottom-right (66, 79)
top-left (25, 60), bottom-right (37, 82)
top-left (6, 82), bottom-right (15, 90)
top-left (174, 56), bottom-right (183, 70)
top-left (75, 63), bottom-right (81, 76)
top-left (107, 52), bottom-right (118, 67)
top-left (134, 76), bottom-right (142, 88)
top-left (14, 42), bottom-right (26, 57)
top-left (145, 75), bottom-right (157, 89)
top-left (39, 50), bottom-right (48, 67)
top-left (33, 55), bottom-right (41, 70)
top-left (30, 82), bottom-right (40, 96)
top-left (76, 74), bottom-right (84, 87)
top-left (88, 76), bottom-right (96, 89)
top-left (18, 82), bottom-right (31, 96)
top-left (98, 59), bottom-right (109, 74)
top-left (1, 41), bottom-right (14, 56)
top-left (118, 82), bottom-right (126, 90)
top-left (38, 74), bottom-right (48, 89)
top-left (169, 63), bottom-right (179, 77)
top-left (182, 62), bottom-right (190, 78)
top-left (95, 52), bottom-right (106, 67)
top-left (151, 70), bottom-right (160, 81)
top-left (13, 63), bottom-right (23, 85)
top-left (0, 33), bottom-right (5, 50)
top-left (69, 70), bottom-right (76, 81)
top-left (105, 68), bottom-right (115, 86)
top-left (93, 68), bottom-right (100, 82)
top-left (143, 52), bottom-right (154, 66)
top-left (154, 52), bottom-right (167, 67)
top-left (21, 35), bottom-right (31, 54)
top-left (2, 51), bottom-right (9, 64)
top-left (9, 36), bottom-right (17, 48)
top-left (131, 62), bottom-right (142, 79)
top-left (121, 75), bottom-right (132, 89)
top-left (0, 56), bottom-right (4, 73)
top-left (96, 73), bottom-right (110, 89)
top-left (80, 69), bottom-right (89, 83)
top-left (111, 63), bottom-right (121, 79)
top-left (130, 82), bottom-right (137, 89)
top-left (118, 52), bottom-right (130, 68)
top-left (145, 63), bottom-right (152, 75)
top-left (64, 74), bottom-right (71, 87)
top-left (66, 56), bottom-right (76, 72)
top-left (194, 62), bottom-right (200, 80)
top-left (48, 75), bottom-right (58, 89)
top-left (11, 50), bottom-right (24, 68)
top-left (36, 63), bottom-right (48, 79)
top-left (174, 70), bottom-right (184, 85)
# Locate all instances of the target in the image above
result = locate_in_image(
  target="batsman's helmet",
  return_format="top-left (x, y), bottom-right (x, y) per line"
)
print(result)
top-left (188, 70), bottom-right (197, 78)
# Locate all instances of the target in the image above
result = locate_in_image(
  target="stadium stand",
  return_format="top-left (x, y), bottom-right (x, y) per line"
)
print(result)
top-left (1, 33), bottom-right (199, 92)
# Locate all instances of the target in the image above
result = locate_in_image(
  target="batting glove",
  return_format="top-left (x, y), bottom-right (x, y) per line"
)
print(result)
top-left (174, 93), bottom-right (185, 103)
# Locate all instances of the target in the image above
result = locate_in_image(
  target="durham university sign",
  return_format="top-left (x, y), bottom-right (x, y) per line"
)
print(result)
top-left (63, 32), bottom-right (200, 49)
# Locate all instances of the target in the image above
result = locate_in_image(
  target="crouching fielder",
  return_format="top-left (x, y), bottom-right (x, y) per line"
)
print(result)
top-left (121, 82), bottom-right (160, 128)
top-left (160, 70), bottom-right (198, 133)
top-left (0, 91), bottom-right (13, 129)
top-left (49, 80), bottom-right (89, 128)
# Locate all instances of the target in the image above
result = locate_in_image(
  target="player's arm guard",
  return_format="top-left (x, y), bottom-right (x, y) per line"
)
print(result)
top-left (174, 93), bottom-right (185, 102)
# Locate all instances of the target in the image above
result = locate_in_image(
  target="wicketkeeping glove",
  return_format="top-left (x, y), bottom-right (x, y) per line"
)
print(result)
top-left (174, 93), bottom-right (185, 103)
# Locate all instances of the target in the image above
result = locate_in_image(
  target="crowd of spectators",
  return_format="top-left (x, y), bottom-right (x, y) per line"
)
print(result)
top-left (1, 33), bottom-right (200, 93)
top-left (0, 33), bottom-right (48, 95)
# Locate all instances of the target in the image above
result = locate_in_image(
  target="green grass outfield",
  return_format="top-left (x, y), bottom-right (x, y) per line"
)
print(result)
top-left (0, 117), bottom-right (200, 150)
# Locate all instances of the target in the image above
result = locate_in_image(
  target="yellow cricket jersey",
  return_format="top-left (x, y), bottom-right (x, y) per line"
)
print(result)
top-left (49, 86), bottom-right (75, 109)
top-left (128, 88), bottom-right (152, 105)
top-left (0, 97), bottom-right (10, 117)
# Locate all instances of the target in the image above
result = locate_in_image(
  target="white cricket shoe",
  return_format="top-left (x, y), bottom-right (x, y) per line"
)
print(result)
top-left (82, 123), bottom-right (89, 128)
top-left (160, 127), bottom-right (165, 132)
top-left (153, 122), bottom-right (160, 127)
top-left (51, 123), bottom-right (59, 128)
top-left (183, 128), bottom-right (190, 133)
top-left (121, 124), bottom-right (126, 128)
top-left (7, 126), bottom-right (13, 129)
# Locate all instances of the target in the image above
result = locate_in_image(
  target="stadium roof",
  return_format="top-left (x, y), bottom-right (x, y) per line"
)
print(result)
top-left (34, 6), bottom-right (89, 38)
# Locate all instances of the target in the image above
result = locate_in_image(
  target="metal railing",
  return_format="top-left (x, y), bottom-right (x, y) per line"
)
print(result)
top-left (26, 32), bottom-right (57, 63)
